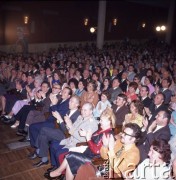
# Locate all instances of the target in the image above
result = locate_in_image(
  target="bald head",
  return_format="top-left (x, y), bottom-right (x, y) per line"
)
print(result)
top-left (81, 103), bottom-right (93, 118)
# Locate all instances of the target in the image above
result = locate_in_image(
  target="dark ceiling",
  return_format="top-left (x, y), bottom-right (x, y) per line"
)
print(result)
top-left (127, 0), bottom-right (171, 8)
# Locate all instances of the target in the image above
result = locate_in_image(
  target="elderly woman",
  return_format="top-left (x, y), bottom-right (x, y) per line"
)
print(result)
top-left (123, 100), bottom-right (144, 128)
top-left (44, 107), bottom-right (115, 180)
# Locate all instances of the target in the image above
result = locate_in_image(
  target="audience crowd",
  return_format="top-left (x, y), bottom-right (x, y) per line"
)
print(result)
top-left (0, 39), bottom-right (176, 179)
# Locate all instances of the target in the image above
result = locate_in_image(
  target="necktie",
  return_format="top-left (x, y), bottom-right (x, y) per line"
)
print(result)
top-left (116, 146), bottom-right (124, 158)
top-left (116, 107), bottom-right (119, 112)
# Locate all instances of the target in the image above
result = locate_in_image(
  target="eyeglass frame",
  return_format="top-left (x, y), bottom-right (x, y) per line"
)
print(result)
top-left (122, 130), bottom-right (136, 137)
top-left (52, 86), bottom-right (60, 90)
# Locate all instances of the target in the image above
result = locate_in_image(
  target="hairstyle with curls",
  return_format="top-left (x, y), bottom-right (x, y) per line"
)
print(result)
top-left (129, 82), bottom-right (138, 91)
top-left (87, 80), bottom-right (97, 91)
top-left (152, 139), bottom-right (171, 164)
top-left (130, 99), bottom-right (144, 115)
top-left (100, 107), bottom-right (116, 128)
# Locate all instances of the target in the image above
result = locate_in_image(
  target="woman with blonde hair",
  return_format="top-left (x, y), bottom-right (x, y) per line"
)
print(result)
top-left (44, 107), bottom-right (115, 180)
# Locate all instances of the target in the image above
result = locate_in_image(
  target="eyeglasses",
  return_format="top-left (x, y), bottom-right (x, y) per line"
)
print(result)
top-left (122, 130), bottom-right (135, 137)
top-left (53, 87), bottom-right (60, 90)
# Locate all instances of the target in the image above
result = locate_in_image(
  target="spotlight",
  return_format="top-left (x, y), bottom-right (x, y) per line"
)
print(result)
top-left (90, 27), bottom-right (96, 33)
top-left (156, 26), bottom-right (161, 32)
top-left (161, 25), bottom-right (166, 31)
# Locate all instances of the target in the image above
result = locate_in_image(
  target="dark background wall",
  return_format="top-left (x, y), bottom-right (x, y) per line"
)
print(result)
top-left (0, 1), bottom-right (173, 45)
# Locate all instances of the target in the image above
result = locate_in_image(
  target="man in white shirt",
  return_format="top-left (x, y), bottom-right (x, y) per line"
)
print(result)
top-left (138, 110), bottom-right (171, 162)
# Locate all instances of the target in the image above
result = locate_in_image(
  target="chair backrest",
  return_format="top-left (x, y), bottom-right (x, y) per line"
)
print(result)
top-left (113, 125), bottom-right (122, 135)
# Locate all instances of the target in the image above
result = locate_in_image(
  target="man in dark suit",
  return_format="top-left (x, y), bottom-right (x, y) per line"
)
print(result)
top-left (119, 71), bottom-right (128, 93)
top-left (139, 85), bottom-right (152, 108)
top-left (138, 110), bottom-right (171, 162)
top-left (109, 78), bottom-right (122, 104)
top-left (29, 95), bottom-right (80, 168)
top-left (116, 64), bottom-right (125, 81)
top-left (145, 93), bottom-right (167, 127)
top-left (112, 93), bottom-right (129, 126)
top-left (111, 68), bottom-right (119, 81)
top-left (160, 78), bottom-right (172, 105)
top-left (19, 84), bottom-right (61, 142)
top-left (29, 87), bottom-right (72, 150)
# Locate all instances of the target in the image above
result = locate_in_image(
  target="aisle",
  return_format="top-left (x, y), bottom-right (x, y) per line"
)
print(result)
top-left (0, 121), bottom-right (50, 180)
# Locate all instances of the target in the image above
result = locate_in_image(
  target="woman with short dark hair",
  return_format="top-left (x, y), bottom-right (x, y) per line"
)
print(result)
top-left (132, 140), bottom-right (171, 180)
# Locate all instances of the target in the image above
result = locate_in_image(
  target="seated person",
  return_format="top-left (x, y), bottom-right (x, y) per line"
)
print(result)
top-left (28, 95), bottom-right (80, 167)
top-left (169, 102), bottom-right (176, 136)
top-left (112, 93), bottom-right (129, 126)
top-left (138, 110), bottom-right (171, 162)
top-left (46, 103), bottom-right (98, 170)
top-left (123, 100), bottom-right (144, 128)
top-left (80, 80), bottom-right (99, 108)
top-left (169, 135), bottom-right (176, 179)
top-left (100, 123), bottom-right (141, 179)
top-left (1, 80), bottom-right (27, 116)
top-left (125, 82), bottom-right (138, 104)
top-left (93, 91), bottom-right (111, 119)
top-left (44, 107), bottom-right (115, 180)
top-left (132, 140), bottom-right (171, 180)
top-left (14, 81), bottom-right (51, 136)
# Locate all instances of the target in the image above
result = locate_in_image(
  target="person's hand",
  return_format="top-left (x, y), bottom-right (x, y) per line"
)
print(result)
top-left (142, 117), bottom-right (148, 130)
top-left (86, 129), bottom-right (93, 141)
top-left (40, 91), bottom-right (46, 99)
top-left (108, 134), bottom-right (115, 151)
top-left (52, 111), bottom-right (62, 123)
top-left (102, 133), bottom-right (110, 147)
top-left (49, 93), bottom-right (58, 105)
top-left (144, 107), bottom-right (151, 117)
top-left (79, 128), bottom-right (87, 137)
top-left (127, 97), bottom-right (131, 104)
top-left (113, 99), bottom-right (116, 104)
top-left (114, 133), bottom-right (121, 140)
top-left (64, 115), bottom-right (72, 129)
top-left (148, 120), bottom-right (157, 133)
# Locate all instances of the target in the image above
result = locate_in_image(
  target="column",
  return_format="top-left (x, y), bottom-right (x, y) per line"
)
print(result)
top-left (165, 0), bottom-right (175, 45)
top-left (96, 1), bottom-right (106, 49)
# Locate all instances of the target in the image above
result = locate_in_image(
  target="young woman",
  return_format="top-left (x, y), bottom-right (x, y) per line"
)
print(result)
top-left (123, 100), bottom-right (144, 128)
top-left (93, 91), bottom-right (111, 119)
top-left (75, 80), bottom-right (86, 97)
